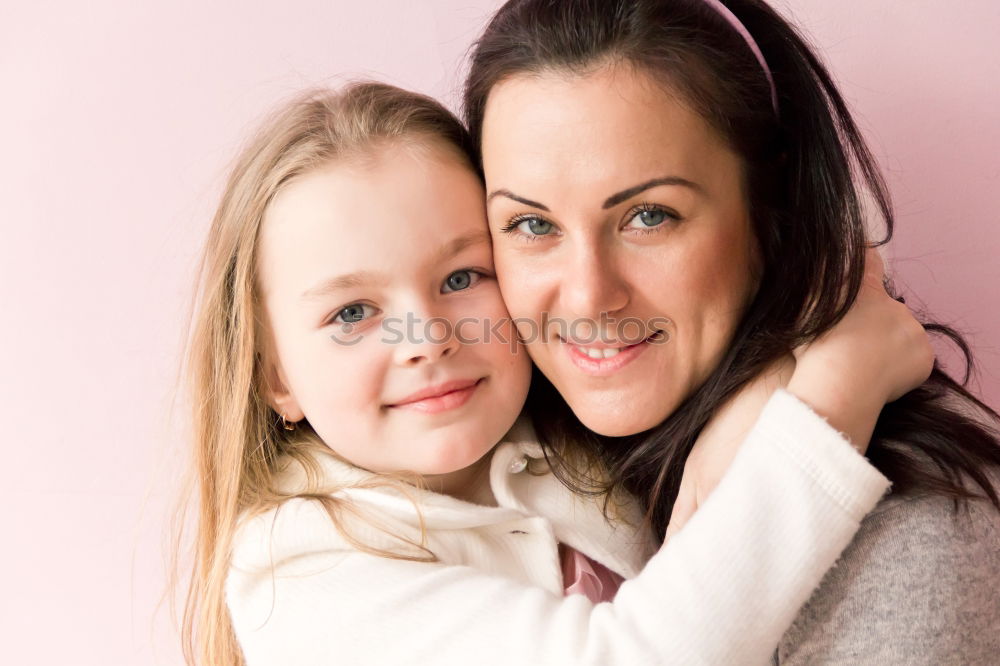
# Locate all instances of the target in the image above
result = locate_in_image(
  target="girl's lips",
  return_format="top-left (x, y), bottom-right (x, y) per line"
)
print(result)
top-left (388, 378), bottom-right (484, 414)
top-left (561, 334), bottom-right (659, 376)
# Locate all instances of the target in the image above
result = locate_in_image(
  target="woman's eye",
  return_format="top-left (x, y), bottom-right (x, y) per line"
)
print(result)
top-left (331, 303), bottom-right (377, 324)
top-left (523, 218), bottom-right (553, 235)
top-left (505, 216), bottom-right (554, 236)
top-left (624, 206), bottom-right (677, 230)
top-left (442, 269), bottom-right (482, 293)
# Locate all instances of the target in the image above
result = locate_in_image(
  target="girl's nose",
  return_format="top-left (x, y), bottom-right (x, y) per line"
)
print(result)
top-left (390, 311), bottom-right (461, 367)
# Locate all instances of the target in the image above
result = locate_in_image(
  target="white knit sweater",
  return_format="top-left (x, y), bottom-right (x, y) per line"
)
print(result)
top-left (226, 389), bottom-right (890, 665)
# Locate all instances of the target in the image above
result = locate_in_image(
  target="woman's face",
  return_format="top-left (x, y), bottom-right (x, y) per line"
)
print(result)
top-left (481, 64), bottom-right (759, 436)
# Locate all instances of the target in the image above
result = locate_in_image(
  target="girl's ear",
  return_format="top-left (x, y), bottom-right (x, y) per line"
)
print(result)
top-left (260, 351), bottom-right (305, 422)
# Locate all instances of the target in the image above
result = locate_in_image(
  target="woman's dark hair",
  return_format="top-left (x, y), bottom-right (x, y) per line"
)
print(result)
top-left (463, 0), bottom-right (1000, 535)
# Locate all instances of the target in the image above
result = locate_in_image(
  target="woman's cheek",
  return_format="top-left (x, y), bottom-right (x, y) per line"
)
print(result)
top-left (494, 250), bottom-right (543, 321)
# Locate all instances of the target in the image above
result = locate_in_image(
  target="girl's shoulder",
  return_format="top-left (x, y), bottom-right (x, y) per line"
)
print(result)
top-left (229, 447), bottom-right (438, 577)
top-left (229, 493), bottom-right (430, 578)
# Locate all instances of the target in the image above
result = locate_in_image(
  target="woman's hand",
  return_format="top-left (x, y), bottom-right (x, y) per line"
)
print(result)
top-left (664, 249), bottom-right (933, 542)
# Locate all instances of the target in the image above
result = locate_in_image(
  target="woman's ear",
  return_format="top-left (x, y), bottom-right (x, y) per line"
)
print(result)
top-left (260, 349), bottom-right (305, 422)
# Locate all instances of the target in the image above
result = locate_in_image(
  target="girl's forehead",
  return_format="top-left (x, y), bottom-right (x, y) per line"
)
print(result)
top-left (257, 145), bottom-right (489, 299)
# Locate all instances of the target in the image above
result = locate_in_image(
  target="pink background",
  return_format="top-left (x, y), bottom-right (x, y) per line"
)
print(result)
top-left (1, 1), bottom-right (996, 664)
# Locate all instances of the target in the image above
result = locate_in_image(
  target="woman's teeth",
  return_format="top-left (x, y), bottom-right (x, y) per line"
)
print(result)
top-left (575, 345), bottom-right (623, 359)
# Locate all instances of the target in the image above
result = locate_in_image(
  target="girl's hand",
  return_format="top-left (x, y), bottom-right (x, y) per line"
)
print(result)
top-left (786, 248), bottom-right (934, 452)
top-left (664, 249), bottom-right (933, 542)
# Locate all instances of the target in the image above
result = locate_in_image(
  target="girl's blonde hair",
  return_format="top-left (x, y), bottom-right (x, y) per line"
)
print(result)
top-left (173, 82), bottom-right (477, 666)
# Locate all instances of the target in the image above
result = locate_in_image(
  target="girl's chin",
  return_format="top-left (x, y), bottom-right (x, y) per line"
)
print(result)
top-left (414, 434), bottom-right (497, 472)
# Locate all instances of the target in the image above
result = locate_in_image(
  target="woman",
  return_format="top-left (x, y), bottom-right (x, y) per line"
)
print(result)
top-left (464, 0), bottom-right (1000, 662)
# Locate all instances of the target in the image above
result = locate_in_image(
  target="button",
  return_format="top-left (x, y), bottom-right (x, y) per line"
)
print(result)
top-left (508, 456), bottom-right (528, 474)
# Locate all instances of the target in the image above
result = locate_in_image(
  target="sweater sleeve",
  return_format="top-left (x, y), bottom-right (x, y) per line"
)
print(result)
top-left (226, 389), bottom-right (890, 666)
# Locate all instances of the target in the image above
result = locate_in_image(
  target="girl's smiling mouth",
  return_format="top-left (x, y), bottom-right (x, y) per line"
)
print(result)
top-left (386, 377), bottom-right (486, 414)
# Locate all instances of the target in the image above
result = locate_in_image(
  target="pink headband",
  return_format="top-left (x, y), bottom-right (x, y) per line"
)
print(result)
top-left (701, 0), bottom-right (779, 113)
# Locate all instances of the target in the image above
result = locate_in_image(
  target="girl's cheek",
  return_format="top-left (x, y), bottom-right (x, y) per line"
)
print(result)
top-left (323, 316), bottom-right (389, 349)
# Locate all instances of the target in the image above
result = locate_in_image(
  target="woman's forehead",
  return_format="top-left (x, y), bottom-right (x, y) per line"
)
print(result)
top-left (480, 66), bottom-right (737, 204)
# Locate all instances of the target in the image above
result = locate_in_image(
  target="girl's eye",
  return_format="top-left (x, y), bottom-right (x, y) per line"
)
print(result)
top-left (624, 205), bottom-right (680, 230)
top-left (502, 215), bottom-right (555, 237)
top-left (331, 303), bottom-right (377, 325)
top-left (442, 269), bottom-right (483, 293)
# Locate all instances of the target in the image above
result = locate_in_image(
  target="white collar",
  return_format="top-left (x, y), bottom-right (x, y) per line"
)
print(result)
top-left (273, 416), bottom-right (655, 578)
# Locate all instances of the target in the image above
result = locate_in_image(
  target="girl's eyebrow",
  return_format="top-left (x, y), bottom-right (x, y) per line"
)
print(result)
top-left (299, 230), bottom-right (490, 302)
top-left (432, 230), bottom-right (491, 265)
top-left (486, 176), bottom-right (704, 212)
top-left (300, 270), bottom-right (389, 301)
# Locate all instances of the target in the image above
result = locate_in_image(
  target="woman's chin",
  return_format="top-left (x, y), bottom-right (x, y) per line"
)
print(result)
top-left (570, 400), bottom-right (672, 438)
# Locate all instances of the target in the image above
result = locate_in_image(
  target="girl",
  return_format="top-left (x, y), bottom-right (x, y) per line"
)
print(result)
top-left (464, 0), bottom-right (1000, 662)
top-left (180, 82), bottom-right (930, 665)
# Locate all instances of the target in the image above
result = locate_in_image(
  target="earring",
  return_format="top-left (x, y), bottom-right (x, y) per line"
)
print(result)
top-left (281, 413), bottom-right (297, 431)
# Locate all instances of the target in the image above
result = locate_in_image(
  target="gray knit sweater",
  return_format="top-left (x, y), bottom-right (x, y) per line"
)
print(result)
top-left (771, 475), bottom-right (1000, 665)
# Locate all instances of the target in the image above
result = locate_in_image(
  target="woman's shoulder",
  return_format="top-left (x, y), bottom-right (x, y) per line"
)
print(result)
top-left (859, 478), bottom-right (1000, 564)
top-left (859, 446), bottom-right (1000, 541)
top-left (775, 471), bottom-right (1000, 664)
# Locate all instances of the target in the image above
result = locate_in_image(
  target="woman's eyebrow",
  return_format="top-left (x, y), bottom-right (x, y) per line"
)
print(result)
top-left (486, 189), bottom-right (550, 211)
top-left (486, 176), bottom-right (703, 212)
top-left (602, 177), bottom-right (704, 209)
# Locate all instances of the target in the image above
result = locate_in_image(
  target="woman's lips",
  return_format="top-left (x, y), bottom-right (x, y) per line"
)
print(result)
top-left (561, 333), bottom-right (661, 376)
top-left (387, 378), bottom-right (484, 414)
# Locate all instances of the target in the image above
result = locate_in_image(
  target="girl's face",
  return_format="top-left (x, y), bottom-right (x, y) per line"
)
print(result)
top-left (481, 64), bottom-right (759, 437)
top-left (257, 141), bottom-right (531, 495)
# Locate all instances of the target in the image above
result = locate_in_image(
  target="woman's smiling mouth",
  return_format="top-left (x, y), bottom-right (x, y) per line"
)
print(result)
top-left (560, 331), bottom-right (665, 376)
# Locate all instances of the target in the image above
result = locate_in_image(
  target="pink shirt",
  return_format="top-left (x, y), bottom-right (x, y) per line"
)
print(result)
top-left (558, 542), bottom-right (625, 604)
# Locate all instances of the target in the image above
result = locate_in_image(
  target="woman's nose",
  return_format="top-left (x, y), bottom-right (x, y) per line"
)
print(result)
top-left (559, 238), bottom-right (630, 321)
